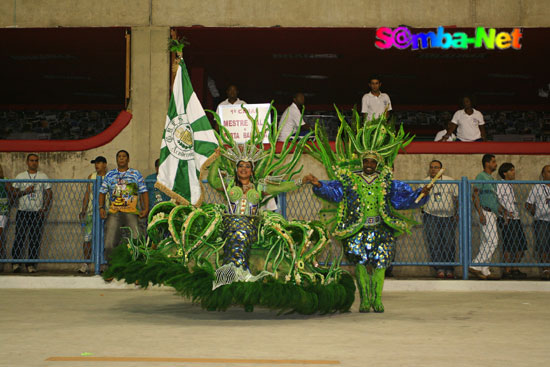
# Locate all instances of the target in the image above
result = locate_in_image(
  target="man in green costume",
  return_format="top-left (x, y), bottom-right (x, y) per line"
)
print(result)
top-left (303, 114), bottom-right (434, 313)
top-left (304, 156), bottom-right (431, 312)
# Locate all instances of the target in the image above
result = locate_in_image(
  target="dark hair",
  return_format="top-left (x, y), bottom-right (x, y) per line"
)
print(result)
top-left (26, 153), bottom-right (38, 161)
top-left (460, 94), bottom-right (476, 107)
top-left (498, 162), bottom-right (514, 179)
top-left (482, 154), bottom-right (495, 168)
top-left (368, 75), bottom-right (381, 83)
top-left (116, 150), bottom-right (129, 159)
top-left (430, 160), bottom-right (443, 168)
top-left (234, 160), bottom-right (254, 188)
top-left (542, 165), bottom-right (550, 175)
top-left (155, 158), bottom-right (160, 167)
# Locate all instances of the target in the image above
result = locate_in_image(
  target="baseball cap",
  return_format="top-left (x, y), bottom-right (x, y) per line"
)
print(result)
top-left (91, 156), bottom-right (107, 164)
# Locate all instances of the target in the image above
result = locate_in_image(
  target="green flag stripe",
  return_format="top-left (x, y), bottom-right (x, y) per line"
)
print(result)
top-left (173, 159), bottom-right (191, 200)
top-left (167, 94), bottom-right (178, 120)
top-left (191, 115), bottom-right (215, 132)
top-left (194, 140), bottom-right (219, 157)
top-left (180, 60), bottom-right (193, 109)
top-left (159, 146), bottom-right (170, 166)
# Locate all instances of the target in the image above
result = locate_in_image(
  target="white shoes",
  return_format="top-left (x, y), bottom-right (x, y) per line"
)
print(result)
top-left (27, 265), bottom-right (37, 273)
top-left (12, 264), bottom-right (23, 273)
top-left (77, 263), bottom-right (89, 274)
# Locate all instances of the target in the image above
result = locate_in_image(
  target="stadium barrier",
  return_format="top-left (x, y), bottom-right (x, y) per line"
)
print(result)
top-left (1, 178), bottom-right (549, 279)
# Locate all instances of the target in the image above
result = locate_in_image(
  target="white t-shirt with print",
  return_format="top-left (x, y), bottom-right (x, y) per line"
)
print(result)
top-left (450, 109), bottom-right (485, 142)
top-left (13, 171), bottom-right (51, 211)
top-left (361, 92), bottom-right (392, 121)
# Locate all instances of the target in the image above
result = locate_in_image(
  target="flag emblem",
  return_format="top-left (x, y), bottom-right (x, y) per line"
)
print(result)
top-left (166, 114), bottom-right (194, 160)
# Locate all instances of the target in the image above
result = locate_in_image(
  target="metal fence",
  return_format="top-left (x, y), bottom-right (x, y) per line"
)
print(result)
top-left (2, 178), bottom-right (549, 279)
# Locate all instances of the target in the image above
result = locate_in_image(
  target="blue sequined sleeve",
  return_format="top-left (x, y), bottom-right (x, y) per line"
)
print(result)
top-left (312, 180), bottom-right (344, 203)
top-left (390, 180), bottom-right (428, 209)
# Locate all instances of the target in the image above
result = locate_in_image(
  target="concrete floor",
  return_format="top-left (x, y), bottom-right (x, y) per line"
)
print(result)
top-left (1, 288), bottom-right (549, 367)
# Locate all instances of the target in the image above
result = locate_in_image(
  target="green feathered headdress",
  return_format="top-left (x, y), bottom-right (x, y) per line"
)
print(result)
top-left (208, 102), bottom-right (313, 182)
top-left (307, 105), bottom-right (414, 177)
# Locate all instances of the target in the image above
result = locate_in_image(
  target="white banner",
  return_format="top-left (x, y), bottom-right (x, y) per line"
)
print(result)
top-left (218, 103), bottom-right (271, 143)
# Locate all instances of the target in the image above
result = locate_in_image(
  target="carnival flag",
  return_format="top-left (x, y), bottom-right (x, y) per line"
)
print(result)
top-left (155, 58), bottom-right (218, 206)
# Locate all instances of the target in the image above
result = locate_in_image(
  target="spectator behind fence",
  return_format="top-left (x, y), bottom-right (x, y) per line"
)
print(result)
top-left (146, 159), bottom-right (170, 211)
top-left (496, 163), bottom-right (527, 279)
top-left (0, 164), bottom-right (13, 272)
top-left (441, 96), bottom-right (486, 142)
top-left (361, 75), bottom-right (392, 121)
top-left (470, 154), bottom-right (502, 280)
top-left (525, 164), bottom-right (550, 280)
top-left (77, 156), bottom-right (108, 274)
top-left (421, 160), bottom-right (458, 279)
top-left (278, 92), bottom-right (308, 142)
top-left (10, 154), bottom-right (52, 273)
top-left (99, 150), bottom-right (148, 268)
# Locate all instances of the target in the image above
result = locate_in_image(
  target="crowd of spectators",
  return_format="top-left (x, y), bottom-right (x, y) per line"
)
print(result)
top-left (1, 106), bottom-right (549, 143)
top-left (302, 109), bottom-right (550, 142)
top-left (0, 110), bottom-right (119, 140)
top-left (424, 155), bottom-right (550, 281)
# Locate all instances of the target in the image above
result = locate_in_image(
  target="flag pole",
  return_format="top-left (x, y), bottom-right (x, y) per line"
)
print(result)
top-left (218, 168), bottom-right (234, 214)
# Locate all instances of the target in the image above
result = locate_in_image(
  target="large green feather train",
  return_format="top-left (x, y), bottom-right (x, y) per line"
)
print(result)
top-left (103, 104), bottom-right (355, 314)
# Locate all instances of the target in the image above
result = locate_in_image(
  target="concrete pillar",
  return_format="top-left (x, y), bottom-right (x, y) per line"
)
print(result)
top-left (128, 26), bottom-right (170, 174)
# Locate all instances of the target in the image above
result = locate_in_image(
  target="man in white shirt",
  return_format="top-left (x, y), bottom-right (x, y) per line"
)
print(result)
top-left (215, 84), bottom-right (247, 115)
top-left (11, 154), bottom-right (52, 273)
top-left (526, 164), bottom-right (550, 280)
top-left (421, 160), bottom-right (458, 279)
top-left (361, 76), bottom-right (392, 121)
top-left (496, 163), bottom-right (527, 279)
top-left (215, 84), bottom-right (247, 131)
top-left (278, 92), bottom-right (307, 142)
top-left (441, 96), bottom-right (487, 142)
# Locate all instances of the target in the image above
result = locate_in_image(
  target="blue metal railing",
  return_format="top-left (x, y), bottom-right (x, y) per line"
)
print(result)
top-left (1, 178), bottom-right (549, 278)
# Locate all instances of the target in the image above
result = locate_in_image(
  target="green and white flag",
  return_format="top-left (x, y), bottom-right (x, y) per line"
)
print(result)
top-left (155, 59), bottom-right (218, 206)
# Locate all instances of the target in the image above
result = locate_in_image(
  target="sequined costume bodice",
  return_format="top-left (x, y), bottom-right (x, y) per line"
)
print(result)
top-left (312, 168), bottom-right (428, 239)
top-left (227, 184), bottom-right (261, 216)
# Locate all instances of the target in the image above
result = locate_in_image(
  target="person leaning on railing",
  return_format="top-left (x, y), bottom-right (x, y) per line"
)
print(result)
top-left (525, 164), bottom-right (550, 280)
top-left (10, 154), bottom-right (52, 274)
top-left (470, 154), bottom-right (506, 280)
top-left (441, 95), bottom-right (487, 142)
top-left (496, 163), bottom-right (527, 280)
top-left (0, 163), bottom-right (12, 272)
top-left (421, 160), bottom-right (458, 279)
top-left (77, 156), bottom-right (108, 274)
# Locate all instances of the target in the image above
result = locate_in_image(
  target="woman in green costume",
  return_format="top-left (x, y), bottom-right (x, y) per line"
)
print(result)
top-left (104, 104), bottom-right (356, 315)
top-left (206, 144), bottom-right (306, 290)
